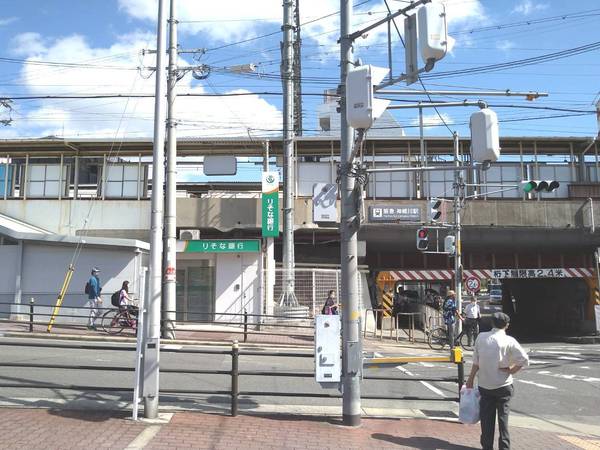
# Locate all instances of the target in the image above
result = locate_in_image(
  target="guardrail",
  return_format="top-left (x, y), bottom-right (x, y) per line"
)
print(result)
top-left (0, 339), bottom-right (465, 417)
top-left (363, 308), bottom-right (426, 343)
top-left (0, 301), bottom-right (314, 344)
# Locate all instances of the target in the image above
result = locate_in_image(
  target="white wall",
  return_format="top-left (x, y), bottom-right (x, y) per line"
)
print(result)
top-left (214, 252), bottom-right (261, 323)
top-left (16, 242), bottom-right (145, 324)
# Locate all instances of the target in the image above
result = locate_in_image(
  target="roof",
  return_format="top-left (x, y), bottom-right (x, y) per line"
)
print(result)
top-left (0, 213), bottom-right (149, 251)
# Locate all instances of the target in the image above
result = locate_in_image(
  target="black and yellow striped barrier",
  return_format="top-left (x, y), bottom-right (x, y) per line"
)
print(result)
top-left (381, 291), bottom-right (393, 317)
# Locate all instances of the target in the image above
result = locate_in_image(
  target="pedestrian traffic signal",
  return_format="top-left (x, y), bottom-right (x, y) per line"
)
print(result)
top-left (417, 228), bottom-right (429, 251)
top-left (444, 235), bottom-right (456, 255)
top-left (520, 180), bottom-right (560, 193)
top-left (430, 198), bottom-right (442, 222)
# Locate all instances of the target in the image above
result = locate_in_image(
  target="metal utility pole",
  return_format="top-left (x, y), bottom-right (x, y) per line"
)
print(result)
top-left (280, 0), bottom-right (297, 307)
top-left (163, 0), bottom-right (177, 340)
top-left (453, 132), bottom-right (463, 331)
top-left (293, 0), bottom-right (303, 136)
top-left (144, 0), bottom-right (167, 419)
top-left (340, 0), bottom-right (361, 427)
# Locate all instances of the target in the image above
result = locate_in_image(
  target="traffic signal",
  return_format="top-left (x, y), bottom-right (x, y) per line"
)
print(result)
top-left (520, 180), bottom-right (560, 193)
top-left (417, 228), bottom-right (429, 251)
top-left (444, 235), bottom-right (456, 255)
top-left (429, 198), bottom-right (442, 222)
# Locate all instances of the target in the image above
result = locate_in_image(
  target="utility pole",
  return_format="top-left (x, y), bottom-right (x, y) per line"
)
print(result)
top-left (163, 0), bottom-right (178, 340)
top-left (293, 0), bottom-right (303, 136)
top-left (453, 132), bottom-right (463, 331)
top-left (280, 0), bottom-right (297, 307)
top-left (339, 0), bottom-right (361, 427)
top-left (144, 0), bottom-right (167, 419)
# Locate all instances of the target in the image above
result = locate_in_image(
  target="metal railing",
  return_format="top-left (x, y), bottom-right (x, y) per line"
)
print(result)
top-left (0, 339), bottom-right (465, 417)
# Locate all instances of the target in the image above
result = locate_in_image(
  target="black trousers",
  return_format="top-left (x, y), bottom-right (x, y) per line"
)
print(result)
top-left (465, 318), bottom-right (479, 345)
top-left (479, 384), bottom-right (514, 450)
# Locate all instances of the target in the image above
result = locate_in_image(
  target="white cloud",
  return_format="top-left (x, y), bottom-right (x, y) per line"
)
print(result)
top-left (512, 1), bottom-right (548, 16)
top-left (496, 40), bottom-right (516, 53)
top-left (1, 31), bottom-right (282, 139)
top-left (410, 113), bottom-right (454, 129)
top-left (0, 17), bottom-right (18, 27)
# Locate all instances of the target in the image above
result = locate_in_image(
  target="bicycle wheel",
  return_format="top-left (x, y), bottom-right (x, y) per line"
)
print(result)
top-left (101, 309), bottom-right (124, 335)
top-left (459, 332), bottom-right (473, 351)
top-left (428, 327), bottom-right (447, 351)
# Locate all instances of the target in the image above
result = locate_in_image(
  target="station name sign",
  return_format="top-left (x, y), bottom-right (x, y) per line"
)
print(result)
top-left (369, 205), bottom-right (421, 222)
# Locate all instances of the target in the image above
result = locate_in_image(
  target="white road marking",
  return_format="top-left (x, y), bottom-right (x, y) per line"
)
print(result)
top-left (394, 365), bottom-right (446, 397)
top-left (557, 356), bottom-right (583, 361)
top-left (419, 362), bottom-right (436, 368)
top-left (529, 360), bottom-right (549, 365)
top-left (536, 351), bottom-right (581, 356)
top-left (580, 366), bottom-right (590, 369)
top-left (420, 381), bottom-right (446, 397)
top-left (537, 371), bottom-right (600, 383)
top-left (162, 345), bottom-right (183, 350)
top-left (517, 379), bottom-right (557, 390)
top-left (125, 425), bottom-right (162, 449)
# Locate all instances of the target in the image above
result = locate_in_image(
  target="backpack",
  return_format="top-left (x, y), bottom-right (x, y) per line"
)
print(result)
top-left (111, 290), bottom-right (121, 307)
top-left (84, 281), bottom-right (91, 295)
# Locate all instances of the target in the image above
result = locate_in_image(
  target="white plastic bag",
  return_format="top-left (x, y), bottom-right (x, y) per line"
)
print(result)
top-left (459, 386), bottom-right (480, 424)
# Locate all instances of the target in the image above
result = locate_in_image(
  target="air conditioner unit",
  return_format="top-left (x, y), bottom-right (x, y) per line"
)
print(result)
top-left (179, 229), bottom-right (200, 240)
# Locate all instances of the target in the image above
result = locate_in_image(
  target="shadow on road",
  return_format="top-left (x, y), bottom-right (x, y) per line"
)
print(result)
top-left (371, 433), bottom-right (477, 450)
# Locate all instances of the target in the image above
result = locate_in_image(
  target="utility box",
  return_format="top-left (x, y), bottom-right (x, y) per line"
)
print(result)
top-left (346, 65), bottom-right (390, 129)
top-left (315, 314), bottom-right (341, 385)
top-left (470, 108), bottom-right (500, 163)
top-left (418, 2), bottom-right (448, 65)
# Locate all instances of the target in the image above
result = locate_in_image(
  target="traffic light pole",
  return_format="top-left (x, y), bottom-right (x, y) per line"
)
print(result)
top-left (453, 133), bottom-right (463, 334)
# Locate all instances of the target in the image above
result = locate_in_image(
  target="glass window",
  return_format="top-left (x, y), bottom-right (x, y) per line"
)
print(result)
top-left (0, 165), bottom-right (14, 197)
top-left (104, 163), bottom-right (144, 198)
top-left (25, 164), bottom-right (68, 198)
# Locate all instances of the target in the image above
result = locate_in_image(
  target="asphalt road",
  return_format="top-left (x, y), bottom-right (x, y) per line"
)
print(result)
top-left (0, 337), bottom-right (598, 429)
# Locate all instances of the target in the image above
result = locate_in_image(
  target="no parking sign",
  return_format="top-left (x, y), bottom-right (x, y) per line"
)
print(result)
top-left (465, 276), bottom-right (481, 293)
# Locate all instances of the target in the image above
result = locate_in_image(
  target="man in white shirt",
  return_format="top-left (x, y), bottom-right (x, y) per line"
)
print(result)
top-left (463, 296), bottom-right (481, 346)
top-left (466, 312), bottom-right (529, 450)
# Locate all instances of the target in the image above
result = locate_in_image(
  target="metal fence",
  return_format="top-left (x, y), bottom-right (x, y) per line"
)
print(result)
top-left (0, 339), bottom-right (464, 419)
top-left (270, 268), bottom-right (369, 317)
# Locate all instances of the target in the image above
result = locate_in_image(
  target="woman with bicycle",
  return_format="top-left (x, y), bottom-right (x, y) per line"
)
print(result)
top-left (443, 290), bottom-right (463, 348)
top-left (119, 281), bottom-right (137, 327)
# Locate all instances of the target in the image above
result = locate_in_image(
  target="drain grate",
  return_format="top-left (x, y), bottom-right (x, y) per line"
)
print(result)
top-left (420, 410), bottom-right (458, 418)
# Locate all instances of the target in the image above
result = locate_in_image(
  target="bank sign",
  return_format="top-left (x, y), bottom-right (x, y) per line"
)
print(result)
top-left (177, 240), bottom-right (260, 253)
top-left (262, 171), bottom-right (280, 237)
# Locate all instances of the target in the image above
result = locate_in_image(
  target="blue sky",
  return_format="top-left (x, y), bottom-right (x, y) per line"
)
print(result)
top-left (0, 0), bottom-right (598, 141)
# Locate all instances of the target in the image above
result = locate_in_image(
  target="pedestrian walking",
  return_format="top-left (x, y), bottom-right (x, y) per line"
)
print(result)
top-left (463, 295), bottom-right (481, 346)
top-left (321, 289), bottom-right (339, 315)
top-left (442, 290), bottom-right (462, 347)
top-left (86, 267), bottom-right (102, 330)
top-left (466, 312), bottom-right (529, 450)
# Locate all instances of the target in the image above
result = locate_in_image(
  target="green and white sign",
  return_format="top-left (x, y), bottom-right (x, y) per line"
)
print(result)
top-left (262, 171), bottom-right (280, 237)
top-left (177, 240), bottom-right (260, 253)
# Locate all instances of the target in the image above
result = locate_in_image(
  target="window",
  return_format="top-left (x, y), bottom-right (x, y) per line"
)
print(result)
top-left (26, 164), bottom-right (68, 198)
top-left (104, 163), bottom-right (145, 198)
top-left (0, 165), bottom-right (13, 197)
top-left (482, 164), bottom-right (522, 198)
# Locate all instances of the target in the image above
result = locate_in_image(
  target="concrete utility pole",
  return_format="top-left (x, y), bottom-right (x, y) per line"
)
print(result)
top-left (339, 0), bottom-right (361, 427)
top-left (144, 0), bottom-right (167, 419)
top-left (293, 0), bottom-right (303, 136)
top-left (280, 0), bottom-right (297, 307)
top-left (163, 0), bottom-right (178, 340)
top-left (453, 132), bottom-right (463, 330)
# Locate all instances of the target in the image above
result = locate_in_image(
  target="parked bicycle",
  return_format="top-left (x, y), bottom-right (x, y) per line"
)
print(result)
top-left (101, 305), bottom-right (138, 335)
top-left (428, 320), bottom-right (478, 351)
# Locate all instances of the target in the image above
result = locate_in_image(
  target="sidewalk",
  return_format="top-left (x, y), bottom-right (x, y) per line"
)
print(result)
top-left (0, 320), bottom-right (436, 353)
top-left (0, 408), bottom-right (598, 450)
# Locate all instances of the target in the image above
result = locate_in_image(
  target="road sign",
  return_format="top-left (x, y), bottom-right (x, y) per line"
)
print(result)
top-left (465, 276), bottom-right (480, 293)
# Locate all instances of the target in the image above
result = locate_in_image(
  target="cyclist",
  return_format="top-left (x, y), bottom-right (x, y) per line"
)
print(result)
top-left (118, 281), bottom-right (137, 327)
top-left (443, 290), bottom-right (463, 348)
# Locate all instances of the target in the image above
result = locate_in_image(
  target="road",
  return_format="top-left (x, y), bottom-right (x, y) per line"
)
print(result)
top-left (0, 337), bottom-right (599, 434)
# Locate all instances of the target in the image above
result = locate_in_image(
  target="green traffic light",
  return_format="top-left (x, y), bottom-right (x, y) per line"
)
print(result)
top-left (521, 181), bottom-right (536, 193)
